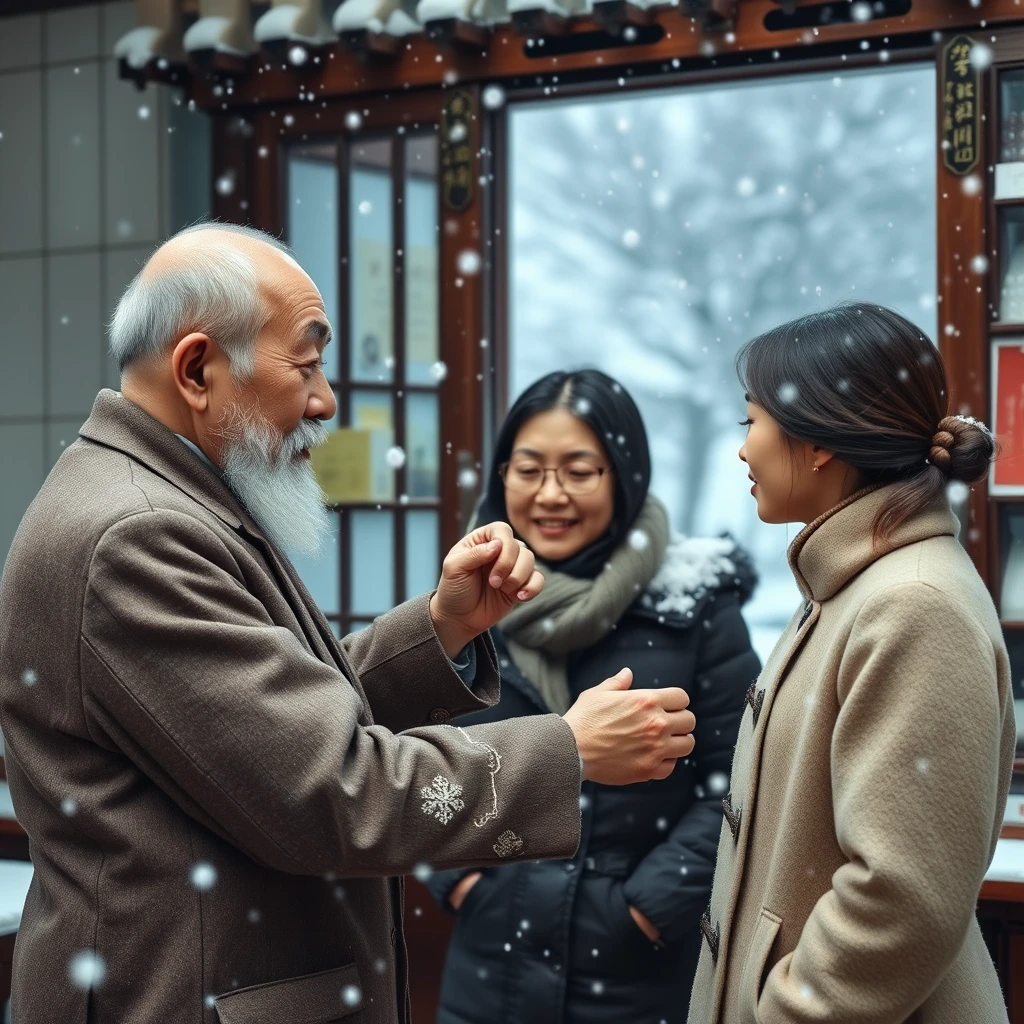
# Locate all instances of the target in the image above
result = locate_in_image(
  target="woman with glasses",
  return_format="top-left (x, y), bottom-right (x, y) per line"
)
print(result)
top-left (424, 369), bottom-right (761, 1024)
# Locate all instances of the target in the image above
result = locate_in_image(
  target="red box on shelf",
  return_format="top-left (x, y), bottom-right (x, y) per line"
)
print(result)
top-left (992, 340), bottom-right (1024, 495)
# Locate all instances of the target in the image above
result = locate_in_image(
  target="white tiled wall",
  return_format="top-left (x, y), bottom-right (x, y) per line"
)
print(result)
top-left (0, 1), bottom-right (211, 569)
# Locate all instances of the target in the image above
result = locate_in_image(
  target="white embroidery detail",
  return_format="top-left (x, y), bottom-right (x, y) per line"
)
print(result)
top-left (420, 775), bottom-right (465, 825)
top-left (444, 726), bottom-right (502, 827)
top-left (493, 830), bottom-right (524, 858)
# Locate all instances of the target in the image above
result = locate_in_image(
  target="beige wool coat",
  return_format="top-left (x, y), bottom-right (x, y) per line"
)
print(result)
top-left (687, 484), bottom-right (1016, 1024)
top-left (0, 390), bottom-right (584, 1024)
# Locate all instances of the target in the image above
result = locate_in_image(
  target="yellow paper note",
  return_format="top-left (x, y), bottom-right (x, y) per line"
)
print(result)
top-left (311, 429), bottom-right (373, 504)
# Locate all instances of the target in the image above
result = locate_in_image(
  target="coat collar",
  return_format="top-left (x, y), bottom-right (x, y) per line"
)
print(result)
top-left (80, 390), bottom-right (353, 677)
top-left (788, 482), bottom-right (959, 603)
top-left (79, 389), bottom-right (247, 532)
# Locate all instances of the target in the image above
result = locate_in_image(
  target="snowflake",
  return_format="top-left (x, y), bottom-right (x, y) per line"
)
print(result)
top-left (421, 775), bottom-right (465, 825)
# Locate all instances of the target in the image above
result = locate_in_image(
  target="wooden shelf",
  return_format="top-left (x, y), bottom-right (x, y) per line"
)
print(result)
top-left (989, 322), bottom-right (1024, 335)
top-left (1001, 621), bottom-right (1024, 630)
top-left (995, 196), bottom-right (1024, 206)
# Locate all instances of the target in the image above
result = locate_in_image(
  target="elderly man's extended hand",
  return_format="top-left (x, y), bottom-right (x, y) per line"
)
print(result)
top-left (429, 522), bottom-right (543, 657)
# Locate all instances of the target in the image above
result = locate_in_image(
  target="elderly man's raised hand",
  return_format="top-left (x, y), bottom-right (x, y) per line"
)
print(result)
top-left (564, 668), bottom-right (695, 785)
top-left (429, 522), bottom-right (544, 658)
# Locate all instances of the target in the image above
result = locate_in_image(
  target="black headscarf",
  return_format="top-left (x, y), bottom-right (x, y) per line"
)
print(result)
top-left (474, 369), bottom-right (652, 580)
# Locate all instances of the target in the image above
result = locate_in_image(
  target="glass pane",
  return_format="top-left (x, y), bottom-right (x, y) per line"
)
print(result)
top-left (349, 620), bottom-right (374, 633)
top-left (325, 388), bottom-right (341, 432)
top-left (351, 510), bottom-right (395, 614)
top-left (1006, 631), bottom-right (1024, 761)
top-left (350, 390), bottom-right (395, 501)
top-left (1000, 71), bottom-right (1024, 163)
top-left (350, 138), bottom-right (393, 384)
top-left (999, 505), bottom-right (1024, 622)
top-left (330, 620), bottom-right (343, 639)
top-left (406, 391), bottom-right (439, 499)
top-left (405, 135), bottom-right (440, 385)
top-left (287, 514), bottom-right (341, 615)
top-left (998, 208), bottom-right (1024, 325)
top-left (510, 65), bottom-right (937, 665)
top-left (287, 142), bottom-right (340, 381)
top-left (406, 510), bottom-right (440, 600)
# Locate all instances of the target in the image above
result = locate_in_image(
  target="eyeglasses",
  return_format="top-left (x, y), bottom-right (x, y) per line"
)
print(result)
top-left (498, 461), bottom-right (609, 496)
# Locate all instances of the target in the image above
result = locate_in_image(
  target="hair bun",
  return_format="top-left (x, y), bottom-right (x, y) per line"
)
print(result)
top-left (933, 415), bottom-right (995, 484)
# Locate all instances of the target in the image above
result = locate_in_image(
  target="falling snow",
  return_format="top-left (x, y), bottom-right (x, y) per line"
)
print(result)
top-left (69, 951), bottom-right (106, 990)
top-left (190, 862), bottom-right (217, 891)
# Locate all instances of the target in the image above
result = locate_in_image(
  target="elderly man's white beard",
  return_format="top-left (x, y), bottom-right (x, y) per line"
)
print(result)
top-left (217, 403), bottom-right (332, 557)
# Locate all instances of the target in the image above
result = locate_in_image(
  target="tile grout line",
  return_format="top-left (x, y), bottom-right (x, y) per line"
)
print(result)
top-left (40, 13), bottom-right (50, 481)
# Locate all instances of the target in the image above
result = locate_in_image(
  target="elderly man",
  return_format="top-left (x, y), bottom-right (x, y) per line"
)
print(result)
top-left (0, 223), bottom-right (696, 1024)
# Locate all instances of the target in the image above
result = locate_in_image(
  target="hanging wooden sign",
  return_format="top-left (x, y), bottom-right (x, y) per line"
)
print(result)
top-left (441, 90), bottom-right (475, 212)
top-left (941, 34), bottom-right (981, 176)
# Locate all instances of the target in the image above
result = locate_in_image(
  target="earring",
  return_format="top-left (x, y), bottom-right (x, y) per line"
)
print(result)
top-left (812, 466), bottom-right (819, 473)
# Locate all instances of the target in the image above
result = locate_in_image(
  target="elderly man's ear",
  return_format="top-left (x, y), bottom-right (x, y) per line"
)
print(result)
top-left (172, 333), bottom-right (220, 413)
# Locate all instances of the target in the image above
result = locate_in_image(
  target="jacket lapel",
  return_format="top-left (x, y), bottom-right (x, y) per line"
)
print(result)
top-left (79, 391), bottom-right (355, 683)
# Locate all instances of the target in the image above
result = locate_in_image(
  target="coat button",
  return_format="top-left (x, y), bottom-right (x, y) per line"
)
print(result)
top-left (429, 708), bottom-right (450, 723)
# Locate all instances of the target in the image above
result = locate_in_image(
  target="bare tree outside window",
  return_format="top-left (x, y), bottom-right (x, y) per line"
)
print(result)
top-left (509, 64), bottom-right (938, 658)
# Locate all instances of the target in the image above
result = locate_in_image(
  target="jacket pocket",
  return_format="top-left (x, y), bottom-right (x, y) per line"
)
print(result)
top-left (214, 963), bottom-right (363, 1024)
top-left (456, 869), bottom-right (492, 918)
top-left (739, 908), bottom-right (782, 1024)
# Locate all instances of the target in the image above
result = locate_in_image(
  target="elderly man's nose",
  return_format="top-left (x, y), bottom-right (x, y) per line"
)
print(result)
top-left (309, 378), bottom-right (337, 421)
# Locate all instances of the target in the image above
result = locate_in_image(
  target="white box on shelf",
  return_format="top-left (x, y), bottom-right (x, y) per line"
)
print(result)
top-left (995, 161), bottom-right (1024, 199)
top-left (1006, 793), bottom-right (1024, 826)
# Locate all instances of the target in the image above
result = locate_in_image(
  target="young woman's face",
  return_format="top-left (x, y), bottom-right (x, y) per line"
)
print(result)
top-left (739, 401), bottom-right (820, 525)
top-left (504, 408), bottom-right (616, 562)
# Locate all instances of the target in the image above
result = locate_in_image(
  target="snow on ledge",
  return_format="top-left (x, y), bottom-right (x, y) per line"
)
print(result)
top-left (416, 0), bottom-right (474, 21)
top-left (384, 9), bottom-right (423, 34)
top-left (113, 26), bottom-right (163, 69)
top-left (333, 0), bottom-right (396, 31)
top-left (183, 17), bottom-right (251, 55)
top-left (506, 0), bottom-right (589, 15)
top-left (254, 5), bottom-right (336, 44)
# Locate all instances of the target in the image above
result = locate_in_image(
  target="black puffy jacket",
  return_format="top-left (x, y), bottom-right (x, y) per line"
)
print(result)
top-left (425, 538), bottom-right (760, 1024)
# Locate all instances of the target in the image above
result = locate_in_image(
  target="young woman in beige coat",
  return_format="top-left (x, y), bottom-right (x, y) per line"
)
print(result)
top-left (687, 302), bottom-right (1016, 1024)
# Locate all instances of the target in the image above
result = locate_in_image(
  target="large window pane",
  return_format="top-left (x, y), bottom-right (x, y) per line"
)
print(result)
top-left (405, 135), bottom-right (440, 385)
top-left (510, 66), bottom-right (937, 662)
top-left (350, 138), bottom-right (393, 384)
top-left (287, 142), bottom-right (339, 380)
top-left (351, 510), bottom-right (394, 614)
top-left (350, 389), bottom-right (395, 501)
top-left (406, 391), bottom-right (439, 499)
top-left (406, 510), bottom-right (440, 600)
top-left (286, 514), bottom-right (341, 615)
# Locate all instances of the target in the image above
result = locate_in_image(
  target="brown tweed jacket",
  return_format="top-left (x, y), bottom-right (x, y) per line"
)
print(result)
top-left (0, 390), bottom-right (583, 1024)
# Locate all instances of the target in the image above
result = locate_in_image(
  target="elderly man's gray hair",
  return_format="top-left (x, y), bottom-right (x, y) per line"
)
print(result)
top-left (108, 222), bottom-right (294, 378)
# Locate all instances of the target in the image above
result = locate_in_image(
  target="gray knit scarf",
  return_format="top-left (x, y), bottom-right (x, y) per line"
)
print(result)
top-left (498, 496), bottom-right (671, 714)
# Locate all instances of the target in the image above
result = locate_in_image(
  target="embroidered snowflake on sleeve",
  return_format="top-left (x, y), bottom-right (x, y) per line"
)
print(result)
top-left (421, 775), bottom-right (466, 825)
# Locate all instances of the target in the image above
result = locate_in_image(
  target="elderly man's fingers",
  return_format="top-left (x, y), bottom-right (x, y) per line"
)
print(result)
top-left (499, 541), bottom-right (536, 595)
top-left (445, 536), bottom-right (501, 574)
top-left (665, 709), bottom-right (696, 738)
top-left (516, 569), bottom-right (545, 602)
top-left (485, 526), bottom-right (522, 589)
top-left (652, 686), bottom-right (691, 713)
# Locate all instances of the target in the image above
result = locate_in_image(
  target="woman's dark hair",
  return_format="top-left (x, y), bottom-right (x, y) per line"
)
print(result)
top-left (474, 369), bottom-right (651, 578)
top-left (736, 302), bottom-right (995, 541)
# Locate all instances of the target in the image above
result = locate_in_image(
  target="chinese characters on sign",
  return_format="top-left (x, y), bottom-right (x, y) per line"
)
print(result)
top-left (441, 91), bottom-right (474, 211)
top-left (942, 34), bottom-right (980, 176)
